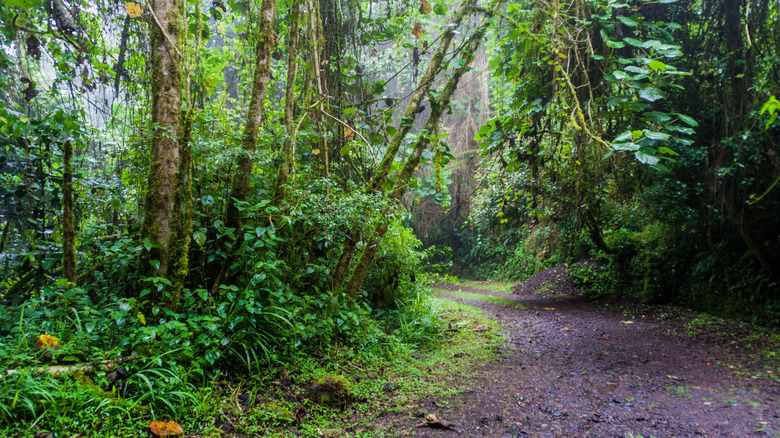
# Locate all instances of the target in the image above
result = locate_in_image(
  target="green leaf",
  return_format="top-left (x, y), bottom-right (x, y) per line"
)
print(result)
top-left (668, 125), bottom-right (695, 135)
top-left (639, 86), bottom-right (665, 102)
top-left (612, 142), bottom-right (640, 151)
top-left (648, 60), bottom-right (668, 71)
top-left (674, 113), bottom-right (698, 127)
top-left (613, 70), bottom-right (630, 80)
top-left (193, 231), bottom-right (206, 247)
top-left (625, 66), bottom-right (649, 74)
top-left (605, 39), bottom-right (626, 49)
top-left (371, 81), bottom-right (386, 95)
top-left (658, 146), bottom-right (679, 156)
top-left (2, 0), bottom-right (44, 8)
top-left (643, 130), bottom-right (671, 141)
top-left (613, 130), bottom-right (632, 142)
top-left (642, 111), bottom-right (672, 122)
top-left (635, 149), bottom-right (660, 165)
top-left (617, 16), bottom-right (638, 27)
top-left (433, 2), bottom-right (447, 15)
top-left (623, 37), bottom-right (644, 47)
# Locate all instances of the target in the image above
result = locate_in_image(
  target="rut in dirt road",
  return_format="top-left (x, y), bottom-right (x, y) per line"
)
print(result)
top-left (391, 283), bottom-right (780, 438)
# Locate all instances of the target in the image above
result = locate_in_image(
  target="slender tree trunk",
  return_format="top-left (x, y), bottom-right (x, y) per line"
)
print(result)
top-left (331, 0), bottom-right (477, 289)
top-left (169, 113), bottom-right (194, 306)
top-left (276, 0), bottom-right (301, 202)
top-left (307, 0), bottom-right (329, 176)
top-left (169, 1), bottom-right (201, 307)
top-left (224, 0), bottom-right (277, 231)
top-left (210, 0), bottom-right (276, 294)
top-left (344, 3), bottom-right (500, 297)
top-left (139, 0), bottom-right (183, 284)
top-left (62, 140), bottom-right (75, 283)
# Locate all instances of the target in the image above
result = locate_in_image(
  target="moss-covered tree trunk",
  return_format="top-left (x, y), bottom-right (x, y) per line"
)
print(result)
top-left (224, 0), bottom-right (276, 231)
top-left (344, 3), bottom-right (500, 297)
top-left (169, 113), bottom-right (194, 307)
top-left (275, 0), bottom-right (301, 202)
top-left (139, 0), bottom-right (183, 284)
top-left (331, 0), bottom-right (476, 289)
top-left (210, 0), bottom-right (276, 294)
top-left (307, 0), bottom-right (329, 176)
top-left (62, 140), bottom-right (75, 283)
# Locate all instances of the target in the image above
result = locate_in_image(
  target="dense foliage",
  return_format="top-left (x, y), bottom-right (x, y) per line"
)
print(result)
top-left (0, 0), bottom-right (478, 433)
top-left (0, 0), bottom-right (777, 434)
top-left (453, 0), bottom-right (780, 324)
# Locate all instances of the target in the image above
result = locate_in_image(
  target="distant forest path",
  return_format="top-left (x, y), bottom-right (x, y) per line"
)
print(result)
top-left (386, 282), bottom-right (780, 437)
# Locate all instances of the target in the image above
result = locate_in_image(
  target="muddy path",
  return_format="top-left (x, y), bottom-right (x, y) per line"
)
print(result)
top-left (383, 283), bottom-right (780, 437)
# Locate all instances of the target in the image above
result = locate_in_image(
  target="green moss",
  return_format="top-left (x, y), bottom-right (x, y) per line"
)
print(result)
top-left (263, 401), bottom-right (295, 423)
top-left (307, 374), bottom-right (354, 408)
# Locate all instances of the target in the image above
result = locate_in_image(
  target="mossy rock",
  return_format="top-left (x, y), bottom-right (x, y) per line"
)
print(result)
top-left (306, 375), bottom-right (354, 408)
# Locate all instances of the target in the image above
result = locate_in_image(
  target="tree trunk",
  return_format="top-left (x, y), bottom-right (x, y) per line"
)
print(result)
top-left (307, 0), bottom-right (329, 176)
top-left (169, 112), bottom-right (194, 307)
top-left (138, 0), bottom-right (183, 285)
top-left (62, 140), bottom-right (75, 283)
top-left (210, 0), bottom-right (277, 294)
top-left (276, 0), bottom-right (301, 202)
top-left (224, 0), bottom-right (277, 231)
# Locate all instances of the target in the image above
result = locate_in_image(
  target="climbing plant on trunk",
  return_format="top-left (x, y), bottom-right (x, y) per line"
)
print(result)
top-left (138, 0), bottom-right (183, 287)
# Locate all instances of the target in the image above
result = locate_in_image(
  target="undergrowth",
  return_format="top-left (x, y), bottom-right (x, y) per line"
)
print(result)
top-left (0, 294), bottom-right (502, 437)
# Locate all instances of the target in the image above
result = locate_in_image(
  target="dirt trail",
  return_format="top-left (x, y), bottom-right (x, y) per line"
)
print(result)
top-left (385, 283), bottom-right (780, 437)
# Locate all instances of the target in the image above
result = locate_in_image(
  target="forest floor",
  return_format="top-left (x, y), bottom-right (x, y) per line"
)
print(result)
top-left (376, 273), bottom-right (780, 437)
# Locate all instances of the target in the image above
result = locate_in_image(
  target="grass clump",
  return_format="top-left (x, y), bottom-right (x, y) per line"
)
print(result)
top-left (457, 280), bottom-right (514, 294)
top-left (433, 287), bottom-right (526, 309)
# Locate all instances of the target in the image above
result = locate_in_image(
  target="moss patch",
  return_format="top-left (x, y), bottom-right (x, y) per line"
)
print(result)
top-left (433, 288), bottom-right (526, 309)
top-left (457, 280), bottom-right (514, 294)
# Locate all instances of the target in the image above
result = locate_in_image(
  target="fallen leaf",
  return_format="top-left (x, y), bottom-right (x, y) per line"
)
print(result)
top-left (149, 420), bottom-right (184, 437)
top-left (125, 1), bottom-right (143, 18)
top-left (412, 23), bottom-right (423, 39)
top-left (416, 413), bottom-right (458, 431)
top-left (294, 406), bottom-right (305, 424)
top-left (468, 326), bottom-right (491, 332)
top-left (344, 127), bottom-right (355, 141)
top-left (34, 334), bottom-right (59, 350)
